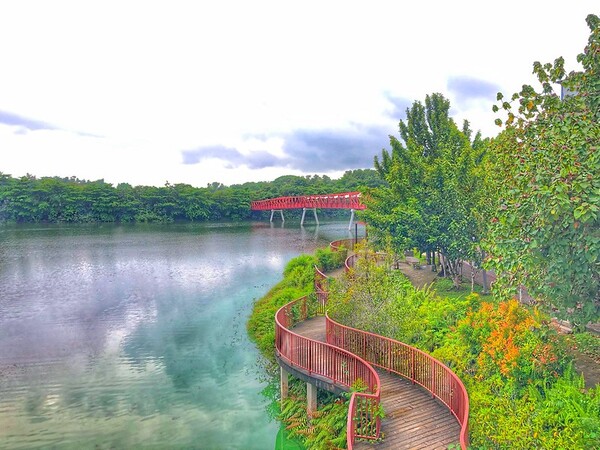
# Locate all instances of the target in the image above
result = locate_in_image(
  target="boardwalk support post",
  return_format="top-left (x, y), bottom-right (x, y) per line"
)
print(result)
top-left (307, 382), bottom-right (317, 416)
top-left (270, 209), bottom-right (284, 222)
top-left (280, 366), bottom-right (289, 402)
top-left (300, 208), bottom-right (319, 226)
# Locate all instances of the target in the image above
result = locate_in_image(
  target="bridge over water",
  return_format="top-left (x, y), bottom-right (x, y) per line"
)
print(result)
top-left (251, 192), bottom-right (365, 228)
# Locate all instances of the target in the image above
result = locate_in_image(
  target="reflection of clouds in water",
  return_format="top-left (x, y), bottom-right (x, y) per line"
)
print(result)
top-left (267, 253), bottom-right (283, 268)
top-left (0, 222), bottom-right (353, 448)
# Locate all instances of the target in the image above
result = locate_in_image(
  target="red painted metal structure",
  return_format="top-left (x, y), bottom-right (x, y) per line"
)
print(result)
top-left (327, 316), bottom-right (469, 449)
top-left (339, 249), bottom-right (470, 449)
top-left (274, 241), bottom-right (470, 449)
top-left (251, 192), bottom-right (366, 211)
top-left (275, 295), bottom-right (382, 442)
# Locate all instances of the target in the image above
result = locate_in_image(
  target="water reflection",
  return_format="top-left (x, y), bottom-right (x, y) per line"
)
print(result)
top-left (0, 222), bottom-right (350, 449)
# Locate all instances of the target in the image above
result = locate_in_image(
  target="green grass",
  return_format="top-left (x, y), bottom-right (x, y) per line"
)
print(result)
top-left (431, 276), bottom-right (487, 300)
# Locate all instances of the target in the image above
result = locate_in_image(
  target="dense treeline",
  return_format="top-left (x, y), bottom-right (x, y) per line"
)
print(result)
top-left (0, 169), bottom-right (385, 223)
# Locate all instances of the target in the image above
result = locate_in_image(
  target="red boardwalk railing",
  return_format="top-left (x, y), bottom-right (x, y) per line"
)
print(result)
top-left (275, 244), bottom-right (469, 449)
top-left (325, 251), bottom-right (470, 449)
top-left (275, 294), bottom-right (381, 444)
top-left (251, 192), bottom-right (366, 211)
top-left (329, 238), bottom-right (357, 252)
top-left (326, 316), bottom-right (469, 449)
top-left (314, 266), bottom-right (329, 312)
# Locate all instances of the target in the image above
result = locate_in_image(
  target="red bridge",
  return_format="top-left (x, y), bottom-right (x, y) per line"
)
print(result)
top-left (251, 192), bottom-right (365, 227)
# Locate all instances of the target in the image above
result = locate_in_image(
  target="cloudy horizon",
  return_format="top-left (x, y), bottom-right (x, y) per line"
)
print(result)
top-left (1, 1), bottom-right (596, 187)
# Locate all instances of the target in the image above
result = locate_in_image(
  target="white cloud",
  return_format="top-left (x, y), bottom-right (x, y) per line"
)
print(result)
top-left (0, 1), bottom-right (596, 186)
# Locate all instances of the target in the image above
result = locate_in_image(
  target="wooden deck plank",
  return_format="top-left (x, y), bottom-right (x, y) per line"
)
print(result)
top-left (291, 317), bottom-right (461, 449)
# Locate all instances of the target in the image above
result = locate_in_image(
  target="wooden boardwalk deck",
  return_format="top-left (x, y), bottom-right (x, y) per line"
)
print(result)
top-left (293, 317), bottom-right (461, 450)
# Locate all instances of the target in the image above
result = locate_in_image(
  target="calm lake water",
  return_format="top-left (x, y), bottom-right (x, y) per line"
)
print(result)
top-left (0, 221), bottom-right (354, 449)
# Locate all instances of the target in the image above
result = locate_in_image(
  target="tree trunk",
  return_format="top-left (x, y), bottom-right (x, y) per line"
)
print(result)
top-left (481, 251), bottom-right (490, 294)
top-left (442, 253), bottom-right (462, 289)
top-left (482, 269), bottom-right (489, 294)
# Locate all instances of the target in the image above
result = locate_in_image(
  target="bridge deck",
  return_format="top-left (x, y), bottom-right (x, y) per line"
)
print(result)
top-left (292, 317), bottom-right (460, 449)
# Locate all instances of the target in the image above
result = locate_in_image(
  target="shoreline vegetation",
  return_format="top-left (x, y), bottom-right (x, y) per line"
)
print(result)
top-left (247, 243), bottom-right (600, 449)
top-left (0, 170), bottom-right (384, 224)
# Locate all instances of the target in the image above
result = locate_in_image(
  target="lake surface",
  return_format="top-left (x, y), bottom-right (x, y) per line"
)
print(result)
top-left (0, 221), bottom-right (354, 449)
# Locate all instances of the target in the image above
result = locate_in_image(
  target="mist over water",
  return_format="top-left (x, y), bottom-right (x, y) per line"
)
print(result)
top-left (0, 222), bottom-right (351, 449)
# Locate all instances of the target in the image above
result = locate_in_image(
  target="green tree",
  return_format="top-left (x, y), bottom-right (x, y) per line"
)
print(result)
top-left (366, 93), bottom-right (486, 287)
top-left (485, 14), bottom-right (600, 325)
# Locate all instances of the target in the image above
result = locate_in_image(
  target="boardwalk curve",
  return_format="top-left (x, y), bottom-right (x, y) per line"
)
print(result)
top-left (274, 240), bottom-right (470, 449)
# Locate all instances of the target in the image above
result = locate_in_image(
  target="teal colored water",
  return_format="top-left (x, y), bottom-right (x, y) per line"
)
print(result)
top-left (0, 222), bottom-right (350, 449)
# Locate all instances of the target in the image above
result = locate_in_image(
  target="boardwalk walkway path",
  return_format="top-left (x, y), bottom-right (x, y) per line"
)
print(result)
top-left (292, 316), bottom-right (461, 449)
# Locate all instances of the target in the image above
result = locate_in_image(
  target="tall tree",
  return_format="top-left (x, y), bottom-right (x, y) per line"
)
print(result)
top-left (486, 14), bottom-right (600, 325)
top-left (366, 93), bottom-right (486, 288)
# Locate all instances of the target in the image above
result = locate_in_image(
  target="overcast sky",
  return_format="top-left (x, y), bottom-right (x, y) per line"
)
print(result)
top-left (1, 1), bottom-right (596, 187)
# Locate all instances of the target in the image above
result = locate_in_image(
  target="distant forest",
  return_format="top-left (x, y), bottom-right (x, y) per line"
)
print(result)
top-left (0, 170), bottom-right (385, 223)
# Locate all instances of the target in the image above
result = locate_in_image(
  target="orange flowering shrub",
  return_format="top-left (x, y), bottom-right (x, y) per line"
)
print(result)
top-left (454, 299), bottom-right (566, 390)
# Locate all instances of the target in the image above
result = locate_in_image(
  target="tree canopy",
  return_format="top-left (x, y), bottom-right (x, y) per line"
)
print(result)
top-left (364, 93), bottom-right (487, 287)
top-left (485, 14), bottom-right (600, 324)
top-left (0, 169), bottom-right (383, 224)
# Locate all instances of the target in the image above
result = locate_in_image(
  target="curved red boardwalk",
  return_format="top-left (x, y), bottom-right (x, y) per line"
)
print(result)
top-left (293, 317), bottom-right (461, 449)
top-left (251, 192), bottom-right (366, 211)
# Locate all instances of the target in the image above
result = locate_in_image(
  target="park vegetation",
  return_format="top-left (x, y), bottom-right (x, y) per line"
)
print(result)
top-left (366, 93), bottom-right (488, 289)
top-left (328, 252), bottom-right (600, 449)
top-left (0, 169), bottom-right (384, 223)
top-left (247, 13), bottom-right (599, 450)
top-left (365, 14), bottom-right (599, 324)
top-left (485, 13), bottom-right (600, 326)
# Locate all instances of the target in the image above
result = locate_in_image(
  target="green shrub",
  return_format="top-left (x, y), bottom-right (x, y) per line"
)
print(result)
top-left (315, 246), bottom-right (346, 272)
top-left (247, 254), bottom-right (317, 364)
top-left (279, 379), bottom-right (349, 449)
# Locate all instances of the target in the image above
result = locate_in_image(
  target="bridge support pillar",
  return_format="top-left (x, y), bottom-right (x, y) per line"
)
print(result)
top-left (306, 382), bottom-right (317, 416)
top-left (300, 208), bottom-right (319, 226)
top-left (280, 366), bottom-right (289, 402)
top-left (270, 209), bottom-right (284, 222)
top-left (348, 209), bottom-right (355, 230)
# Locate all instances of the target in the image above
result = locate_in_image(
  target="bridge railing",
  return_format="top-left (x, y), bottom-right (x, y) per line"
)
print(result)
top-left (329, 238), bottom-right (356, 252)
top-left (276, 240), bottom-right (469, 449)
top-left (326, 314), bottom-right (469, 449)
top-left (314, 266), bottom-right (328, 315)
top-left (344, 249), bottom-right (388, 273)
top-left (275, 293), bottom-right (381, 446)
top-left (251, 192), bottom-right (366, 211)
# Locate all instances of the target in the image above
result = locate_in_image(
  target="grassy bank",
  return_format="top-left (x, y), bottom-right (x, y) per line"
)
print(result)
top-left (246, 247), bottom-right (349, 449)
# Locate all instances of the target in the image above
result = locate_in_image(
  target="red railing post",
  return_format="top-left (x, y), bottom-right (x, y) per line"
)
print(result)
top-left (431, 358), bottom-right (436, 398)
top-left (411, 350), bottom-right (415, 384)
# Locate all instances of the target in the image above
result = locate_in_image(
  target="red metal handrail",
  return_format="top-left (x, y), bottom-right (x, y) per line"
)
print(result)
top-left (326, 314), bottom-right (469, 449)
top-left (251, 192), bottom-right (366, 211)
top-left (344, 253), bottom-right (358, 272)
top-left (344, 250), bottom-right (386, 273)
top-left (329, 238), bottom-right (356, 252)
top-left (277, 242), bottom-right (469, 448)
top-left (314, 266), bottom-right (328, 314)
top-left (327, 244), bottom-right (469, 448)
top-left (274, 295), bottom-right (381, 444)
